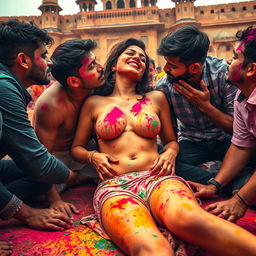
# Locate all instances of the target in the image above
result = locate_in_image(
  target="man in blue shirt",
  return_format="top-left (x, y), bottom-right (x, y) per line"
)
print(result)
top-left (156, 25), bottom-right (237, 184)
top-left (0, 19), bottom-right (78, 241)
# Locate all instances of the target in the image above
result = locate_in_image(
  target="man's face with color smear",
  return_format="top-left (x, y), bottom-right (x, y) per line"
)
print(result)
top-left (78, 52), bottom-right (105, 89)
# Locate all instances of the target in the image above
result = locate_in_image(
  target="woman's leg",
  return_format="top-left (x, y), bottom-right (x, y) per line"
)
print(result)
top-left (101, 195), bottom-right (174, 256)
top-left (149, 178), bottom-right (256, 256)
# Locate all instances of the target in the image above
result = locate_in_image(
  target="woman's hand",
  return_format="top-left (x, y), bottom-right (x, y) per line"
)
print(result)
top-left (91, 152), bottom-right (119, 180)
top-left (50, 200), bottom-right (79, 219)
top-left (150, 148), bottom-right (177, 177)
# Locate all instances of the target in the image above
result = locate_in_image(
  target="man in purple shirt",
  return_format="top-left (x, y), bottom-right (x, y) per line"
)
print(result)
top-left (191, 26), bottom-right (256, 222)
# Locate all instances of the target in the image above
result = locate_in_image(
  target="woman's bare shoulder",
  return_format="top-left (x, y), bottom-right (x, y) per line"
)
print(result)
top-left (81, 95), bottom-right (111, 114)
top-left (146, 90), bottom-right (166, 101)
top-left (84, 95), bottom-right (108, 105)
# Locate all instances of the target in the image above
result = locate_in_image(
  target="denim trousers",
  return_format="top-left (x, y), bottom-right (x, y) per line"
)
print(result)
top-left (175, 138), bottom-right (231, 184)
top-left (0, 159), bottom-right (51, 211)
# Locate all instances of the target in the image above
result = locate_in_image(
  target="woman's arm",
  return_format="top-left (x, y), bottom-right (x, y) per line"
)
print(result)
top-left (150, 91), bottom-right (179, 176)
top-left (71, 97), bottom-right (96, 164)
top-left (71, 97), bottom-right (118, 180)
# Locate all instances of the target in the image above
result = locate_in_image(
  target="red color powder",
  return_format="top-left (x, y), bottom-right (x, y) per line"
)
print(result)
top-left (111, 198), bottom-right (139, 210)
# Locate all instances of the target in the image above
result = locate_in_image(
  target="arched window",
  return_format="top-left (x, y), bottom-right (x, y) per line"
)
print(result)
top-left (83, 3), bottom-right (87, 11)
top-left (144, 0), bottom-right (149, 7)
top-left (106, 1), bottom-right (112, 9)
top-left (89, 3), bottom-right (93, 11)
top-left (117, 0), bottom-right (125, 8)
top-left (130, 0), bottom-right (135, 8)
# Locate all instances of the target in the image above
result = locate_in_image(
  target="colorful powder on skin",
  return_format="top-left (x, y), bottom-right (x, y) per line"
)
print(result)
top-left (97, 107), bottom-right (125, 139)
top-left (35, 57), bottom-right (45, 69)
top-left (176, 189), bottom-right (192, 200)
top-left (150, 120), bottom-right (159, 130)
top-left (104, 107), bottom-right (124, 126)
top-left (159, 203), bottom-right (165, 211)
top-left (84, 73), bottom-right (96, 80)
top-left (169, 189), bottom-right (192, 200)
top-left (231, 63), bottom-right (243, 82)
top-left (58, 98), bottom-right (65, 105)
top-left (181, 203), bottom-right (193, 211)
top-left (110, 198), bottom-right (139, 210)
top-left (130, 97), bottom-right (150, 116)
top-left (79, 57), bottom-right (95, 80)
top-left (81, 57), bottom-right (91, 67)
top-left (41, 103), bottom-right (48, 111)
top-left (234, 229), bottom-right (242, 236)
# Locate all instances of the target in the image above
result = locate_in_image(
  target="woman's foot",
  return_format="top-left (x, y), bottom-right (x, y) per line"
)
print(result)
top-left (0, 240), bottom-right (13, 256)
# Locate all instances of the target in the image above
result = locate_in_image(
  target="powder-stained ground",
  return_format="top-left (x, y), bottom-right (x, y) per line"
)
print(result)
top-left (0, 184), bottom-right (255, 256)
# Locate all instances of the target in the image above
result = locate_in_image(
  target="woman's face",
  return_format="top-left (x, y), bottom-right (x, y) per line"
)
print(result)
top-left (114, 45), bottom-right (146, 81)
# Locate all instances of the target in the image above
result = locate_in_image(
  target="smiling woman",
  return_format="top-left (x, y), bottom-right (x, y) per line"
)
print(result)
top-left (70, 38), bottom-right (256, 256)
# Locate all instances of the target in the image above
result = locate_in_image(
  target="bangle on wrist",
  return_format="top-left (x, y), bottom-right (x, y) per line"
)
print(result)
top-left (88, 150), bottom-right (97, 164)
top-left (235, 192), bottom-right (249, 208)
top-left (207, 178), bottom-right (222, 194)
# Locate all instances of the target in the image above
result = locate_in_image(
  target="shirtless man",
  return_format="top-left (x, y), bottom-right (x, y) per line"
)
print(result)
top-left (33, 39), bottom-right (104, 217)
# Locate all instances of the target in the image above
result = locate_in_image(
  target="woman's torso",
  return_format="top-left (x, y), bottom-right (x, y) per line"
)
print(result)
top-left (93, 92), bottom-right (161, 175)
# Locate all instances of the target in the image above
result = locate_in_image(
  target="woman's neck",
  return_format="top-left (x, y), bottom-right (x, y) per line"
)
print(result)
top-left (111, 74), bottom-right (137, 98)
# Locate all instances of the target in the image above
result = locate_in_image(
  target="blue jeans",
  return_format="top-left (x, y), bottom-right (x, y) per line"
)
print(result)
top-left (0, 159), bottom-right (51, 212)
top-left (0, 111), bottom-right (51, 215)
top-left (175, 138), bottom-right (231, 184)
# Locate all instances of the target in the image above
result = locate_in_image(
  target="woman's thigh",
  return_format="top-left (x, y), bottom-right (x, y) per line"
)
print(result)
top-left (149, 178), bottom-right (200, 227)
top-left (101, 195), bottom-right (173, 255)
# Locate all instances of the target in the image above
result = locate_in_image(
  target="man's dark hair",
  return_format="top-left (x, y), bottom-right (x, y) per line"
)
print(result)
top-left (0, 19), bottom-right (53, 67)
top-left (149, 58), bottom-right (155, 69)
top-left (95, 38), bottom-right (151, 96)
top-left (236, 26), bottom-right (256, 68)
top-left (157, 25), bottom-right (210, 65)
top-left (51, 39), bottom-right (97, 87)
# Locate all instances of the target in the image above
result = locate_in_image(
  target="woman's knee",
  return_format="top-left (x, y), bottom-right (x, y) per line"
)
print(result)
top-left (131, 237), bottom-right (174, 256)
top-left (166, 202), bottom-right (205, 233)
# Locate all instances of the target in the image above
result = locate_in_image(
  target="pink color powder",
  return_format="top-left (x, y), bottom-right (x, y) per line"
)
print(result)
top-left (41, 103), bottom-right (48, 111)
top-left (104, 107), bottom-right (124, 126)
top-left (130, 97), bottom-right (150, 116)
top-left (111, 198), bottom-right (139, 210)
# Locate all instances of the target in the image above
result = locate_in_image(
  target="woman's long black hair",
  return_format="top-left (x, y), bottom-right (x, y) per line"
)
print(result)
top-left (94, 38), bottom-right (152, 97)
